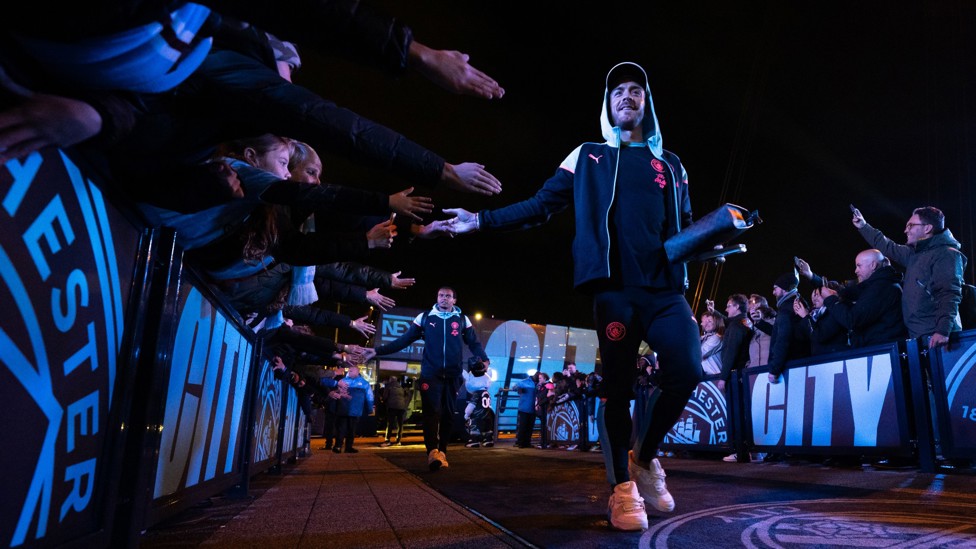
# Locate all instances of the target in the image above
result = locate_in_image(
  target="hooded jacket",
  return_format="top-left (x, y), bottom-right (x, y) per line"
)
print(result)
top-left (374, 305), bottom-right (488, 379)
top-left (478, 62), bottom-right (693, 293)
top-left (859, 224), bottom-right (967, 338)
top-left (380, 379), bottom-right (408, 411)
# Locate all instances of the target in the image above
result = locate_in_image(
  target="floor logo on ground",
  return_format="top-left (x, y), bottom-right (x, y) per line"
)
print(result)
top-left (639, 498), bottom-right (976, 548)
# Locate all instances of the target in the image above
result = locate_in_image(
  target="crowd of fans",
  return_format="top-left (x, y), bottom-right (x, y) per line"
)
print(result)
top-left (3, 0), bottom-right (974, 473)
top-left (690, 213), bottom-right (976, 467)
top-left (1, 0), bottom-right (509, 451)
top-left (511, 362), bottom-right (603, 452)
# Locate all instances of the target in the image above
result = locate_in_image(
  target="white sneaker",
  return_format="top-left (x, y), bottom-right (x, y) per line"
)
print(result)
top-left (724, 452), bottom-right (763, 463)
top-left (428, 449), bottom-right (449, 471)
top-left (628, 451), bottom-right (675, 513)
top-left (607, 481), bottom-right (648, 531)
top-left (428, 449), bottom-right (442, 471)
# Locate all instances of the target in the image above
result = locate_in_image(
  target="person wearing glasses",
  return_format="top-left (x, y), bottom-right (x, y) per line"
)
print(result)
top-left (851, 206), bottom-right (966, 349)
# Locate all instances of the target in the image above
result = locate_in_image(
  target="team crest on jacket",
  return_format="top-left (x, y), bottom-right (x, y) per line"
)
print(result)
top-left (651, 159), bottom-right (664, 172)
top-left (420, 382), bottom-right (430, 392)
top-left (606, 322), bottom-right (627, 341)
top-left (451, 321), bottom-right (460, 336)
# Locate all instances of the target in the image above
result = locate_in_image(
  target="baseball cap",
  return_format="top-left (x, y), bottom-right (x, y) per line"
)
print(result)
top-left (607, 61), bottom-right (648, 89)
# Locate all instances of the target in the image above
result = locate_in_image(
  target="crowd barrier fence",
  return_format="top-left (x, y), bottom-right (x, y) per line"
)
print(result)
top-left (3, 149), bottom-right (973, 548)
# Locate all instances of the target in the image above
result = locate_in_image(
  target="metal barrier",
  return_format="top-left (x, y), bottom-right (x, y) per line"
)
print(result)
top-left (660, 335), bottom-right (976, 473)
top-left (494, 388), bottom-right (520, 434)
top-left (4, 147), bottom-right (974, 547)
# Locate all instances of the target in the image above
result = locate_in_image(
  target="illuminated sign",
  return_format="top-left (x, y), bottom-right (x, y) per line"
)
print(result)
top-left (281, 385), bottom-right (300, 454)
top-left (663, 380), bottom-right (730, 447)
top-left (250, 357), bottom-right (282, 466)
top-left (376, 308), bottom-right (600, 432)
top-left (1, 151), bottom-right (136, 546)
top-left (746, 350), bottom-right (906, 449)
top-left (548, 401), bottom-right (583, 443)
top-left (930, 334), bottom-right (976, 456)
top-left (376, 313), bottom-right (426, 357)
top-left (153, 287), bottom-right (252, 499)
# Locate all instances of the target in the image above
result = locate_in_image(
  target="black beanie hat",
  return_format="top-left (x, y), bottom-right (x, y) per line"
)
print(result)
top-left (774, 270), bottom-right (799, 291)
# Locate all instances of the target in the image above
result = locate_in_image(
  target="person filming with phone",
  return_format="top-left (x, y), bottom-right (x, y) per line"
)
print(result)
top-left (850, 205), bottom-right (966, 350)
top-left (795, 249), bottom-right (906, 350)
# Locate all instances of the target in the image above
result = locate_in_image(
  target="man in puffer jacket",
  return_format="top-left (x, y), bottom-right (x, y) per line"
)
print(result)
top-left (331, 365), bottom-right (373, 454)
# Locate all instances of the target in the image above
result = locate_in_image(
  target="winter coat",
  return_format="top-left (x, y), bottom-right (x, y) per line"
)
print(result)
top-left (339, 375), bottom-right (373, 418)
top-left (515, 377), bottom-right (537, 414)
top-left (700, 332), bottom-right (723, 375)
top-left (381, 381), bottom-right (408, 411)
top-left (719, 314), bottom-right (752, 381)
top-left (768, 290), bottom-right (810, 377)
top-left (824, 264), bottom-right (907, 347)
top-left (374, 306), bottom-right (488, 379)
top-left (798, 307), bottom-right (850, 355)
top-left (859, 225), bottom-right (967, 338)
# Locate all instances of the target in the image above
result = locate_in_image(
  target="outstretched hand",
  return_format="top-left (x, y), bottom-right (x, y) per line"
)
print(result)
top-left (0, 93), bottom-right (103, 164)
top-left (409, 42), bottom-right (505, 100)
top-left (350, 315), bottom-right (376, 338)
top-left (343, 344), bottom-right (368, 364)
top-left (366, 218), bottom-right (397, 249)
top-left (361, 348), bottom-right (378, 362)
top-left (412, 219), bottom-right (455, 239)
top-left (851, 207), bottom-right (866, 229)
top-left (366, 288), bottom-right (395, 311)
top-left (442, 208), bottom-right (479, 234)
top-left (443, 162), bottom-right (502, 196)
top-left (389, 187), bottom-right (434, 222)
top-left (390, 271), bottom-right (416, 289)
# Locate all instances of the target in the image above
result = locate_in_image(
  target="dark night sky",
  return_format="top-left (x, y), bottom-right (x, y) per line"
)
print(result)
top-left (296, 2), bottom-right (976, 330)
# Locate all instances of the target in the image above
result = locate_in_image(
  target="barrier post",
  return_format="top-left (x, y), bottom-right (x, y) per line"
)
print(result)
top-left (225, 337), bottom-right (265, 499)
top-left (110, 228), bottom-right (182, 548)
top-left (729, 369), bottom-right (750, 462)
top-left (904, 338), bottom-right (937, 473)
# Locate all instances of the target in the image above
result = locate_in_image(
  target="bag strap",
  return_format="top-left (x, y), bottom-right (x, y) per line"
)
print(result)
top-left (419, 309), bottom-right (430, 339)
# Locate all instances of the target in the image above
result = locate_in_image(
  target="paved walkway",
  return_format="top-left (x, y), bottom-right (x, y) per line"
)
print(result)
top-left (141, 435), bottom-right (533, 548)
top-left (141, 434), bottom-right (976, 548)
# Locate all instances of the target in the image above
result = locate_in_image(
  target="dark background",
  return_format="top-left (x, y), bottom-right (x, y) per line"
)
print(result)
top-left (296, 1), bottom-right (976, 330)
